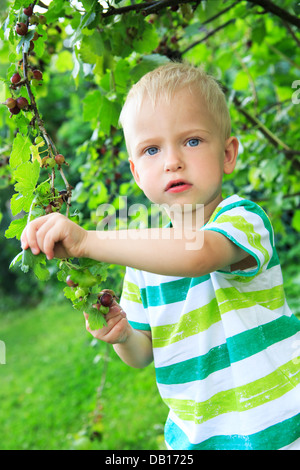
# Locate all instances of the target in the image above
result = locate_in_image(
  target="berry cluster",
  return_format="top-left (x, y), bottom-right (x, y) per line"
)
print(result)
top-left (2, 4), bottom-right (45, 118)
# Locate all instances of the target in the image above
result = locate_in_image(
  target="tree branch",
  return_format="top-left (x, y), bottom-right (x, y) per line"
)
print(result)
top-left (230, 93), bottom-right (300, 171)
top-left (102, 0), bottom-right (199, 18)
top-left (247, 0), bottom-right (300, 29)
top-left (181, 19), bottom-right (236, 55)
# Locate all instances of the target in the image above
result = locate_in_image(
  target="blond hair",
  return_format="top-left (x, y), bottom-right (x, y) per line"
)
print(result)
top-left (119, 62), bottom-right (231, 139)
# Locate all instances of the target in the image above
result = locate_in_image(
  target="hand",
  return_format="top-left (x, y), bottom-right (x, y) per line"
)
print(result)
top-left (84, 300), bottom-right (131, 344)
top-left (21, 212), bottom-right (88, 260)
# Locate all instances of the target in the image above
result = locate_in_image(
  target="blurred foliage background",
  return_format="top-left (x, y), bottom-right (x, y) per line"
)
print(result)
top-left (0, 0), bottom-right (299, 450)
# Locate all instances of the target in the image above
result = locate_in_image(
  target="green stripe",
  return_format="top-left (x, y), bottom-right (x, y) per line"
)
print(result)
top-left (210, 198), bottom-right (274, 249)
top-left (156, 344), bottom-right (230, 384)
top-left (151, 297), bottom-right (221, 348)
top-left (151, 285), bottom-right (287, 349)
top-left (163, 359), bottom-right (300, 424)
top-left (209, 198), bottom-right (277, 277)
top-left (165, 413), bottom-right (300, 450)
top-left (140, 275), bottom-right (210, 308)
top-left (227, 314), bottom-right (300, 362)
top-left (215, 213), bottom-right (270, 270)
top-left (155, 315), bottom-right (300, 384)
top-left (122, 279), bottom-right (142, 303)
top-left (128, 320), bottom-right (151, 331)
top-left (216, 284), bottom-right (285, 314)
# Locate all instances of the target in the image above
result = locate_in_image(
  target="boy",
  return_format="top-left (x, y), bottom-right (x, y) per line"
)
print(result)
top-left (21, 63), bottom-right (300, 450)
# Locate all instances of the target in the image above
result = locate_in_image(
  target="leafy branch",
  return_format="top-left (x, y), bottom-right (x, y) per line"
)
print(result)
top-left (19, 19), bottom-right (73, 212)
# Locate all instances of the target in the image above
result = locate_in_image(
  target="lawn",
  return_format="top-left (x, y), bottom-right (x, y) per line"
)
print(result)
top-left (0, 299), bottom-right (168, 450)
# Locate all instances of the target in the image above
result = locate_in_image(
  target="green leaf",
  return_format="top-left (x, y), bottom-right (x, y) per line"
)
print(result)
top-left (5, 215), bottom-right (27, 240)
top-left (16, 30), bottom-right (35, 54)
top-left (79, 33), bottom-right (104, 64)
top-left (9, 251), bottom-right (23, 269)
top-left (10, 192), bottom-right (34, 216)
top-left (261, 160), bottom-right (278, 183)
top-left (45, 0), bottom-right (66, 23)
top-left (85, 305), bottom-right (107, 330)
top-left (33, 262), bottom-right (51, 281)
top-left (10, 133), bottom-right (31, 169)
top-left (132, 22), bottom-right (159, 54)
top-left (99, 97), bottom-right (121, 135)
top-left (13, 160), bottom-right (40, 195)
top-left (68, 268), bottom-right (99, 288)
top-left (82, 89), bottom-right (102, 122)
top-left (55, 50), bottom-right (74, 72)
top-left (20, 249), bottom-right (50, 280)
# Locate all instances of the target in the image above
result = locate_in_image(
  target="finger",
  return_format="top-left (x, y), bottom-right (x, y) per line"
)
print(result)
top-left (22, 215), bottom-right (49, 255)
top-left (105, 303), bottom-right (126, 322)
top-left (36, 213), bottom-right (65, 260)
top-left (20, 229), bottom-right (28, 250)
top-left (101, 317), bottom-right (129, 344)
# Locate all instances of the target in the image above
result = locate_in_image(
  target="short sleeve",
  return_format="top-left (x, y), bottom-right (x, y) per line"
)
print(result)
top-left (120, 267), bottom-right (151, 331)
top-left (202, 199), bottom-right (275, 278)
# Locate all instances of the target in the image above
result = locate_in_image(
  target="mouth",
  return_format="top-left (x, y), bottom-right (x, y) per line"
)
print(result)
top-left (165, 179), bottom-right (192, 193)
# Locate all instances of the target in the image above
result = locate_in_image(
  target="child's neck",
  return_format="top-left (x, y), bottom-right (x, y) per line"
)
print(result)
top-left (169, 196), bottom-right (224, 230)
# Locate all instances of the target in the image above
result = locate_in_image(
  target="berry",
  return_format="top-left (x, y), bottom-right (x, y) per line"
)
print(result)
top-left (16, 22), bottom-right (28, 36)
top-left (55, 154), bottom-right (65, 165)
top-left (32, 70), bottom-right (43, 80)
top-left (45, 204), bottom-right (53, 214)
top-left (23, 6), bottom-right (33, 16)
top-left (35, 136), bottom-right (44, 145)
top-left (3, 98), bottom-right (17, 109)
top-left (75, 287), bottom-right (87, 299)
top-left (11, 73), bottom-right (21, 85)
top-left (99, 292), bottom-right (114, 307)
top-left (39, 15), bottom-right (47, 25)
top-left (16, 97), bottom-right (29, 109)
top-left (98, 289), bottom-right (116, 307)
top-left (10, 106), bottom-right (21, 115)
top-left (66, 275), bottom-right (78, 287)
top-left (29, 15), bottom-right (39, 25)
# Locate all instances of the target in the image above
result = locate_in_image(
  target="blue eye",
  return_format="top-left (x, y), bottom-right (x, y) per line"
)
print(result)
top-left (145, 147), bottom-right (159, 156)
top-left (187, 138), bottom-right (200, 147)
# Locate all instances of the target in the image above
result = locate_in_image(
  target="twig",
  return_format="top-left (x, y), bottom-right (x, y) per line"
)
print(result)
top-left (102, 0), bottom-right (198, 18)
top-left (282, 21), bottom-right (300, 47)
top-left (231, 93), bottom-right (300, 170)
top-left (182, 19), bottom-right (236, 55)
top-left (247, 0), bottom-right (300, 29)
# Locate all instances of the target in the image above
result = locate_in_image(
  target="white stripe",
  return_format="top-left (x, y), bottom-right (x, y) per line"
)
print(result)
top-left (157, 333), bottom-right (300, 403)
top-left (165, 386), bottom-right (300, 447)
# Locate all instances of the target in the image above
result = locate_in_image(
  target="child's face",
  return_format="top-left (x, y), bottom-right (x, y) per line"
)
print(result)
top-left (124, 86), bottom-right (238, 223)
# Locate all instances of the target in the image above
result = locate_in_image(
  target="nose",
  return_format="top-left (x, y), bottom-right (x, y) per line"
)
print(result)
top-left (164, 147), bottom-right (184, 172)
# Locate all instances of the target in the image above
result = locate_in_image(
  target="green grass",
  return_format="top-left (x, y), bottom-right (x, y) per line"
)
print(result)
top-left (0, 300), bottom-right (168, 450)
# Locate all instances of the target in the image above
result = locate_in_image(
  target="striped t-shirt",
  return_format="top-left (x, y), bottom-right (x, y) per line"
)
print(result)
top-left (120, 195), bottom-right (300, 450)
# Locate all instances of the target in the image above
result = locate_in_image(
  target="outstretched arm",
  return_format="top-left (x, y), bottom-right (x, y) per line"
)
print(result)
top-left (21, 212), bottom-right (250, 278)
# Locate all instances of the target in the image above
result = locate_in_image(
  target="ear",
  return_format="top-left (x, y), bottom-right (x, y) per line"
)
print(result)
top-left (223, 136), bottom-right (239, 175)
top-left (129, 158), bottom-right (141, 188)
